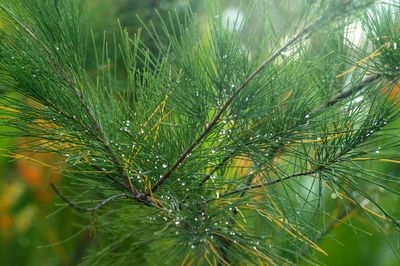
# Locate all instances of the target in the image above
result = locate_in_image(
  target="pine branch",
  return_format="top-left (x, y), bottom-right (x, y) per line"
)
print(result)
top-left (150, 16), bottom-right (323, 194)
top-left (207, 169), bottom-right (318, 203)
top-left (199, 72), bottom-right (380, 193)
top-left (2, 0), bottom-right (399, 264)
top-left (50, 183), bottom-right (136, 212)
top-left (317, 74), bottom-right (380, 110)
top-left (0, 4), bottom-right (138, 196)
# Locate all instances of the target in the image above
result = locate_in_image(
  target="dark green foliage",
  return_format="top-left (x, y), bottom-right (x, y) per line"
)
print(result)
top-left (1, 0), bottom-right (400, 265)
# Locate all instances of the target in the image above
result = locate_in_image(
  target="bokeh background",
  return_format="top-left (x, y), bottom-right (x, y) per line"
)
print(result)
top-left (0, 1), bottom-right (399, 265)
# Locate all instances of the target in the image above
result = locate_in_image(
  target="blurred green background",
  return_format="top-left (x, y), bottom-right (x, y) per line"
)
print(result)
top-left (0, 0), bottom-right (399, 265)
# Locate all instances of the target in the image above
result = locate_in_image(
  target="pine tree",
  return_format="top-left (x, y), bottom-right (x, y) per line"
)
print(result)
top-left (1, 0), bottom-right (400, 265)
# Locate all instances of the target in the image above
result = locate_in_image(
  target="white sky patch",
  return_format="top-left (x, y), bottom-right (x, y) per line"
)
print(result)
top-left (222, 8), bottom-right (244, 32)
top-left (345, 21), bottom-right (365, 47)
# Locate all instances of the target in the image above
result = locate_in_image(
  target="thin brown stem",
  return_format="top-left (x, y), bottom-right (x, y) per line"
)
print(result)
top-left (50, 183), bottom-right (158, 211)
top-left (317, 74), bottom-right (380, 110)
top-left (206, 169), bottom-right (318, 203)
top-left (50, 183), bottom-right (136, 212)
top-left (150, 17), bottom-right (322, 194)
top-left (198, 155), bottom-right (233, 187)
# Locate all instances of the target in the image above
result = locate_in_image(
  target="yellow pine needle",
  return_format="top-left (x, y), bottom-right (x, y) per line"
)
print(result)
top-left (322, 180), bottom-right (389, 221)
top-left (187, 257), bottom-right (196, 266)
top-left (295, 131), bottom-right (356, 143)
top-left (307, 123), bottom-right (354, 160)
top-left (151, 123), bottom-right (161, 148)
top-left (243, 206), bottom-right (327, 256)
top-left (212, 255), bottom-right (217, 266)
top-left (66, 170), bottom-right (114, 174)
top-left (208, 241), bottom-right (231, 266)
top-left (181, 248), bottom-right (192, 266)
top-left (250, 89), bottom-right (293, 131)
top-left (214, 199), bottom-right (234, 207)
top-left (0, 152), bottom-right (58, 169)
top-left (231, 217), bottom-right (249, 234)
top-left (128, 108), bottom-right (175, 169)
top-left (143, 105), bottom-right (161, 129)
top-left (352, 157), bottom-right (400, 165)
top-left (154, 221), bottom-right (172, 235)
top-left (285, 221), bottom-right (327, 256)
top-left (336, 46), bottom-right (384, 78)
top-left (0, 106), bottom-right (21, 113)
top-left (0, 116), bottom-right (19, 120)
top-left (256, 257), bottom-right (266, 266)
top-left (212, 232), bottom-right (275, 265)
top-left (255, 184), bottom-right (326, 256)
top-left (265, 190), bottom-right (284, 218)
top-left (0, 150), bottom-right (111, 175)
top-left (204, 252), bottom-right (214, 266)
top-left (233, 206), bottom-right (247, 223)
top-left (130, 68), bottom-right (181, 155)
top-left (144, 109), bottom-right (175, 141)
top-left (146, 181), bottom-right (164, 210)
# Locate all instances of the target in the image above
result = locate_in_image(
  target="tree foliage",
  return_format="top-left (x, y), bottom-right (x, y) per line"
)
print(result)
top-left (1, 0), bottom-right (400, 265)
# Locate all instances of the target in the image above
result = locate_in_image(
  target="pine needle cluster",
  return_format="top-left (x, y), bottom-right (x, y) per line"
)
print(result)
top-left (1, 0), bottom-right (400, 264)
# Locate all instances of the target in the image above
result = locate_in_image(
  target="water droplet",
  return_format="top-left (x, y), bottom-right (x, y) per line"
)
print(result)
top-left (222, 54), bottom-right (227, 59)
top-left (245, 97), bottom-right (249, 101)
top-left (56, 47), bottom-right (59, 51)
top-left (231, 84), bottom-right (235, 88)
top-left (305, 114), bottom-right (310, 119)
top-left (162, 163), bottom-right (167, 168)
top-left (211, 149), bottom-right (216, 154)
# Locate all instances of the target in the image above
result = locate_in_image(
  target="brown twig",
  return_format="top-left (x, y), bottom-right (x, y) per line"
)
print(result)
top-left (50, 183), bottom-right (136, 212)
top-left (317, 74), bottom-right (380, 110)
top-left (50, 183), bottom-right (158, 211)
top-left (206, 169), bottom-right (318, 203)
